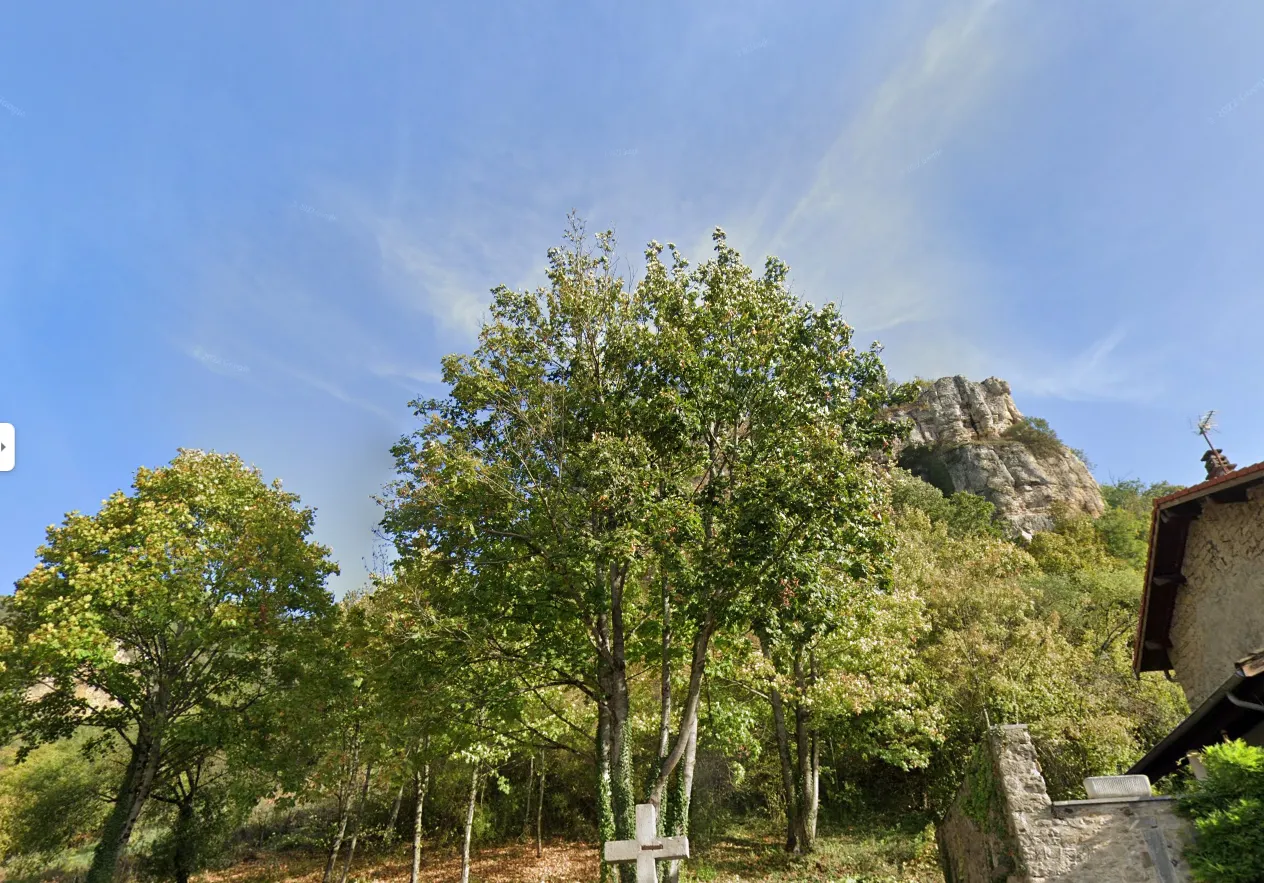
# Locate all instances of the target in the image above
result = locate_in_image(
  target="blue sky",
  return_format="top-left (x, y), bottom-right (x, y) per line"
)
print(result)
top-left (3, 0), bottom-right (1263, 595)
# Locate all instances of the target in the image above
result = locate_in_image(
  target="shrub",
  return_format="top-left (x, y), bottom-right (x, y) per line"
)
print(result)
top-left (0, 738), bottom-right (111, 868)
top-left (889, 469), bottom-right (1002, 538)
top-left (1178, 740), bottom-right (1264, 883)
top-left (137, 779), bottom-right (262, 882)
top-left (1000, 416), bottom-right (1064, 459)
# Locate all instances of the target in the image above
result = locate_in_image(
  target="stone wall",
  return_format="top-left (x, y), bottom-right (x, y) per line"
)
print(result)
top-left (1170, 483), bottom-right (1264, 707)
top-left (938, 725), bottom-right (1193, 883)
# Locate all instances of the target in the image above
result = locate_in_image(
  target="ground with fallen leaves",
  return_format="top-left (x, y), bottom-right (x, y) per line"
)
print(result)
top-left (195, 826), bottom-right (942, 883)
top-left (199, 841), bottom-right (597, 883)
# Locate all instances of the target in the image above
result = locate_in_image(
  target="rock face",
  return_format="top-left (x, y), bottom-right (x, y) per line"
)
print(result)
top-left (892, 376), bottom-right (1105, 537)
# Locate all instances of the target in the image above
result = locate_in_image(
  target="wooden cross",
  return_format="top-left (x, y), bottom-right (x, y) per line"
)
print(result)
top-left (602, 803), bottom-right (690, 883)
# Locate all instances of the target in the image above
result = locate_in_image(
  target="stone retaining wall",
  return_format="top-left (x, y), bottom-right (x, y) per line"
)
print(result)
top-left (937, 725), bottom-right (1193, 882)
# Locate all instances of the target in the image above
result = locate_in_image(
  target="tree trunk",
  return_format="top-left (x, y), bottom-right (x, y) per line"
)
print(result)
top-left (809, 731), bottom-right (820, 842)
top-left (664, 724), bottom-right (698, 883)
top-left (608, 695), bottom-right (636, 883)
top-left (322, 737), bottom-right (361, 883)
top-left (522, 754), bottom-right (534, 838)
top-left (758, 632), bottom-right (800, 855)
top-left (386, 780), bottom-right (405, 842)
top-left (793, 652), bottom-right (817, 854)
top-left (460, 764), bottom-right (479, 883)
top-left (86, 720), bottom-right (164, 883)
top-left (597, 587), bottom-right (636, 883)
top-left (647, 618), bottom-right (715, 808)
top-left (409, 762), bottom-right (429, 883)
top-left (339, 762), bottom-right (374, 883)
top-left (536, 757), bottom-right (546, 858)
top-left (596, 700), bottom-right (615, 883)
top-left (172, 792), bottom-right (197, 883)
top-left (657, 578), bottom-right (672, 763)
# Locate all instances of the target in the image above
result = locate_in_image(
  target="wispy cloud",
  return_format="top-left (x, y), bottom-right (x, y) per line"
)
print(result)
top-left (372, 223), bottom-right (490, 337)
top-left (188, 346), bottom-right (250, 376)
top-left (267, 358), bottom-right (398, 421)
top-left (1004, 329), bottom-right (1159, 404)
top-left (763, 0), bottom-right (1011, 335)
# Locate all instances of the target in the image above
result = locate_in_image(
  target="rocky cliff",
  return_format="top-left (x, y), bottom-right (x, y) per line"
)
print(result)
top-left (892, 376), bottom-right (1105, 537)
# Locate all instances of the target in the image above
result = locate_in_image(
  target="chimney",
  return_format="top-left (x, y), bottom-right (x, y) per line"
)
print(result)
top-left (1202, 448), bottom-right (1237, 480)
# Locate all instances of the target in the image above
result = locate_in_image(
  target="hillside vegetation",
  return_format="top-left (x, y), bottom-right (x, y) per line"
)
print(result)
top-left (0, 222), bottom-right (1186, 883)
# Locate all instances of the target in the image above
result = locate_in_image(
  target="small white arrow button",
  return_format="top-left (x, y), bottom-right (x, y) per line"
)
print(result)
top-left (0, 424), bottom-right (13, 472)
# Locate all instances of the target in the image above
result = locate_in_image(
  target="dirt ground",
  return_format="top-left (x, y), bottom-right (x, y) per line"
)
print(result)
top-left (199, 841), bottom-right (599, 883)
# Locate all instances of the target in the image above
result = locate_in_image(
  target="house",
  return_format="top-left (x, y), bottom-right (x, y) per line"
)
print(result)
top-left (932, 455), bottom-right (1264, 881)
top-left (1128, 459), bottom-right (1264, 779)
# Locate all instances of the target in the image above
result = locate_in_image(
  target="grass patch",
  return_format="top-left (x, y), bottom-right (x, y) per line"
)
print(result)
top-left (686, 817), bottom-right (940, 883)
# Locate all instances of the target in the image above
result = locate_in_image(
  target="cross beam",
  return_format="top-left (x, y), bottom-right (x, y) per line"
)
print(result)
top-left (603, 803), bottom-right (689, 883)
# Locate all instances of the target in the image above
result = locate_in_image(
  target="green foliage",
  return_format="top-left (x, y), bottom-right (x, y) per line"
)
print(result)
top-left (889, 470), bottom-right (1001, 539)
top-left (0, 737), bottom-right (111, 867)
top-left (137, 776), bottom-right (258, 881)
top-left (1093, 480), bottom-right (1184, 569)
top-left (1100, 479), bottom-right (1184, 518)
top-left (0, 216), bottom-right (1201, 876)
top-left (0, 449), bottom-right (340, 882)
top-left (883, 487), bottom-right (1187, 807)
top-left (381, 216), bottom-right (914, 861)
top-left (1178, 741), bottom-right (1264, 883)
top-left (1027, 506), bottom-right (1112, 575)
top-left (1000, 416), bottom-right (1064, 459)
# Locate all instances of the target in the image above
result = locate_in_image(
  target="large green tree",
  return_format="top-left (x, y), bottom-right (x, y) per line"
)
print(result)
top-left (0, 449), bottom-right (338, 882)
top-left (382, 217), bottom-right (911, 874)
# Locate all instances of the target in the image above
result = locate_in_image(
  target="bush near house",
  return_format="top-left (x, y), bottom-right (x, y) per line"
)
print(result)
top-left (1178, 740), bottom-right (1264, 883)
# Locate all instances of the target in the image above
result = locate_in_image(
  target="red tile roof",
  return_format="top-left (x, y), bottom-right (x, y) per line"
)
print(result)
top-left (1152, 460), bottom-right (1264, 508)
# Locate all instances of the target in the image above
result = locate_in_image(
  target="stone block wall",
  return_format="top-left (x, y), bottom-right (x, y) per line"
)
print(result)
top-left (1170, 483), bottom-right (1264, 707)
top-left (937, 725), bottom-right (1193, 882)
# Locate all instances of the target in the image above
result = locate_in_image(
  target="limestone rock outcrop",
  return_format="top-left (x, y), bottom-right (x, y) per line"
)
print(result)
top-left (892, 376), bottom-right (1105, 537)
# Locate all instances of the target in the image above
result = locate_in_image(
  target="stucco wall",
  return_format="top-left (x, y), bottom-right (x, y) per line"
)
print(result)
top-left (1169, 484), bottom-right (1264, 708)
top-left (938, 725), bottom-right (1193, 883)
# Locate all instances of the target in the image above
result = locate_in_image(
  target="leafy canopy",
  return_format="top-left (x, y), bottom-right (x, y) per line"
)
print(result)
top-left (0, 449), bottom-right (339, 758)
top-left (1179, 740), bottom-right (1264, 883)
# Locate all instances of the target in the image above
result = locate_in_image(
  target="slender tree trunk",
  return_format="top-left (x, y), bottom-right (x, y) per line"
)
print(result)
top-left (597, 700), bottom-right (615, 883)
top-left (339, 762), bottom-right (374, 883)
top-left (809, 731), bottom-right (820, 843)
top-left (758, 633), bottom-right (800, 855)
top-left (536, 757), bottom-right (546, 858)
top-left (522, 754), bottom-right (534, 838)
top-left (460, 764), bottom-right (479, 883)
top-left (322, 736), bottom-right (361, 883)
top-left (657, 577), bottom-right (672, 763)
top-left (664, 724), bottom-right (698, 883)
top-left (647, 617), bottom-right (715, 808)
top-left (87, 719), bottom-right (164, 883)
top-left (409, 762), bottom-right (430, 883)
top-left (598, 584), bottom-right (636, 883)
top-left (793, 652), bottom-right (816, 854)
top-left (386, 780), bottom-right (405, 842)
top-left (172, 790), bottom-right (198, 883)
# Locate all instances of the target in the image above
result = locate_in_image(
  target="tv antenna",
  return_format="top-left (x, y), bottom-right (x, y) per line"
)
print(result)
top-left (1195, 411), bottom-right (1235, 477)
